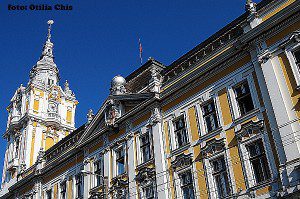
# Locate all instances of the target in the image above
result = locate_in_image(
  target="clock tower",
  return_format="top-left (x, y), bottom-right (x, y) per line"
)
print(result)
top-left (1, 20), bottom-right (78, 189)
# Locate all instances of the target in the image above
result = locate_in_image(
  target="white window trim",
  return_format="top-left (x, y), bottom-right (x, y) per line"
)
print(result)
top-left (174, 167), bottom-right (196, 199)
top-left (284, 41), bottom-right (300, 88)
top-left (197, 96), bottom-right (221, 136)
top-left (203, 152), bottom-right (232, 199)
top-left (170, 113), bottom-right (190, 150)
top-left (113, 143), bottom-right (127, 177)
top-left (138, 127), bottom-right (153, 165)
top-left (238, 132), bottom-right (274, 189)
top-left (227, 74), bottom-right (260, 120)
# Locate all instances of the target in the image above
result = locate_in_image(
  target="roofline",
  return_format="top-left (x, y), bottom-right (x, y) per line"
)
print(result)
top-left (165, 0), bottom-right (275, 73)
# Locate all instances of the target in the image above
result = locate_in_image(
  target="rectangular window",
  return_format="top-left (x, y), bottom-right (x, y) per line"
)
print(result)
top-left (116, 147), bottom-right (125, 175)
top-left (247, 140), bottom-right (271, 184)
top-left (293, 49), bottom-right (300, 70)
top-left (94, 159), bottom-right (103, 187)
top-left (174, 116), bottom-right (189, 148)
top-left (179, 171), bottom-right (195, 199)
top-left (211, 157), bottom-right (230, 197)
top-left (60, 181), bottom-right (66, 199)
top-left (234, 81), bottom-right (254, 116)
top-left (143, 183), bottom-right (155, 199)
top-left (140, 131), bottom-right (152, 163)
top-left (202, 100), bottom-right (219, 132)
top-left (46, 189), bottom-right (52, 199)
top-left (75, 174), bottom-right (83, 198)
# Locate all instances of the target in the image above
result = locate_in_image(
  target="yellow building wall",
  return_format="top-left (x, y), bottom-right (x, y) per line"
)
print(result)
top-left (193, 145), bottom-right (209, 199)
top-left (218, 89), bottom-right (246, 191)
top-left (188, 106), bottom-right (200, 142)
top-left (68, 176), bottom-right (73, 199)
top-left (278, 53), bottom-right (300, 119)
top-left (33, 99), bottom-right (39, 112)
top-left (53, 183), bottom-right (58, 199)
top-left (45, 137), bottom-right (54, 151)
top-left (66, 110), bottom-right (72, 124)
top-left (29, 122), bottom-right (37, 166)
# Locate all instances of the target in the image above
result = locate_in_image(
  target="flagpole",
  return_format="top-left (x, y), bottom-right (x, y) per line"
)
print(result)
top-left (139, 38), bottom-right (143, 66)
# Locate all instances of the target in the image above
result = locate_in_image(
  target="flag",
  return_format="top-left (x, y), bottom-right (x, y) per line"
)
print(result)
top-left (139, 38), bottom-right (143, 65)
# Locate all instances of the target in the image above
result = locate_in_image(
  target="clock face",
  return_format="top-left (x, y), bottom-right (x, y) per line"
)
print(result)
top-left (48, 103), bottom-right (57, 112)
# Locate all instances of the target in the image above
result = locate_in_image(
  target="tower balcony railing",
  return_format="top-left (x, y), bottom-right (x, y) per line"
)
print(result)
top-left (47, 112), bottom-right (61, 121)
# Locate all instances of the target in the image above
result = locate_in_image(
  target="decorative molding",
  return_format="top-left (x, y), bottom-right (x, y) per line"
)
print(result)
top-left (236, 120), bottom-right (264, 142)
top-left (135, 166), bottom-right (156, 187)
top-left (201, 138), bottom-right (225, 158)
top-left (171, 153), bottom-right (192, 171)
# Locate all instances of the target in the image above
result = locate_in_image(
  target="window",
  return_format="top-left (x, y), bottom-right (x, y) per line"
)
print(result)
top-left (143, 183), bottom-right (155, 199)
top-left (60, 181), bottom-right (66, 199)
top-left (202, 100), bottom-right (219, 132)
top-left (234, 81), bottom-right (254, 116)
top-left (48, 79), bottom-right (54, 85)
top-left (94, 159), bottom-right (103, 187)
top-left (247, 140), bottom-right (271, 184)
top-left (140, 131), bottom-right (152, 163)
top-left (174, 117), bottom-right (189, 148)
top-left (116, 147), bottom-right (125, 175)
top-left (293, 49), bottom-right (300, 70)
top-left (75, 174), bottom-right (83, 198)
top-left (211, 157), bottom-right (230, 198)
top-left (46, 189), bottom-right (52, 199)
top-left (179, 171), bottom-right (195, 199)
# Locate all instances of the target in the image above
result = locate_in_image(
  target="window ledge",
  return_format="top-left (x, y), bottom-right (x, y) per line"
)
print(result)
top-left (248, 178), bottom-right (275, 191)
top-left (233, 108), bottom-right (260, 125)
top-left (195, 127), bottom-right (223, 146)
top-left (170, 143), bottom-right (191, 157)
top-left (136, 159), bottom-right (155, 170)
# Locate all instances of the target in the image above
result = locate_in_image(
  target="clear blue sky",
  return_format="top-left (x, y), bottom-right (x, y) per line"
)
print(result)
top-left (0, 0), bottom-right (248, 178)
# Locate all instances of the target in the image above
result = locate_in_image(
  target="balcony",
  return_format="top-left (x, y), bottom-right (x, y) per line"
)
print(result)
top-left (46, 112), bottom-right (61, 125)
top-left (89, 177), bottom-right (108, 199)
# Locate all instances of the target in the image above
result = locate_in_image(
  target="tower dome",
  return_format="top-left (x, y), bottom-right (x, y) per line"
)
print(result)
top-left (110, 75), bottom-right (126, 95)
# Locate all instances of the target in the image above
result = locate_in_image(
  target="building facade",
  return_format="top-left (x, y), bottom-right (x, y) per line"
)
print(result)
top-left (1, 0), bottom-right (300, 198)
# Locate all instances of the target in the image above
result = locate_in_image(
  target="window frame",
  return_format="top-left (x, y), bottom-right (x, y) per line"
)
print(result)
top-left (75, 173), bottom-right (83, 198)
top-left (178, 170), bottom-right (196, 199)
top-left (238, 132), bottom-right (274, 189)
top-left (60, 180), bottom-right (67, 199)
top-left (114, 144), bottom-right (126, 176)
top-left (284, 38), bottom-right (300, 88)
top-left (246, 140), bottom-right (271, 185)
top-left (139, 129), bottom-right (153, 164)
top-left (210, 156), bottom-right (231, 198)
top-left (94, 157), bottom-right (104, 187)
top-left (233, 80), bottom-right (255, 116)
top-left (172, 115), bottom-right (189, 149)
top-left (201, 99), bottom-right (220, 134)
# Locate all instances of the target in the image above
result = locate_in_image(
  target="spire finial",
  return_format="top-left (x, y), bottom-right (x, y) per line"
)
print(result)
top-left (245, 0), bottom-right (256, 14)
top-left (47, 20), bottom-right (54, 42)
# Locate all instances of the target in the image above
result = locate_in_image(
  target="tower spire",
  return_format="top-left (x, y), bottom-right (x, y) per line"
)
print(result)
top-left (40, 20), bottom-right (55, 61)
top-left (47, 20), bottom-right (54, 42)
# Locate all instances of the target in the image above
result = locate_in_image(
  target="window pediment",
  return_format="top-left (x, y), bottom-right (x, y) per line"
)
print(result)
top-left (236, 120), bottom-right (264, 142)
top-left (171, 153), bottom-right (192, 171)
top-left (201, 138), bottom-right (225, 158)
